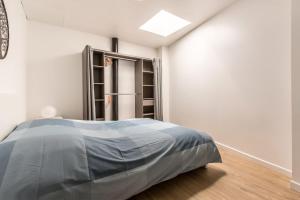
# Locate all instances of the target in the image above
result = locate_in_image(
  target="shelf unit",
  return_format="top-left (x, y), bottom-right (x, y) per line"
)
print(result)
top-left (92, 51), bottom-right (105, 121)
top-left (143, 60), bottom-right (155, 119)
top-left (135, 60), bottom-right (155, 119)
top-left (82, 47), bottom-right (106, 121)
top-left (83, 45), bottom-right (156, 121)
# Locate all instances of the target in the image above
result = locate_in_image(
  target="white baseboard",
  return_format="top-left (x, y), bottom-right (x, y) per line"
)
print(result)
top-left (215, 141), bottom-right (292, 177)
top-left (291, 180), bottom-right (300, 192)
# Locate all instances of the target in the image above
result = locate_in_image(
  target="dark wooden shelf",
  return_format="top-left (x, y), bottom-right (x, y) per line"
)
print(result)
top-left (94, 83), bottom-right (104, 85)
top-left (143, 113), bottom-right (154, 116)
top-left (94, 65), bottom-right (104, 69)
top-left (95, 99), bottom-right (105, 102)
top-left (143, 99), bottom-right (154, 106)
top-left (143, 70), bottom-right (154, 74)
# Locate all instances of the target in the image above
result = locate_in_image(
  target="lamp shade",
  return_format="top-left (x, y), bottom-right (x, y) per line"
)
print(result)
top-left (40, 106), bottom-right (57, 118)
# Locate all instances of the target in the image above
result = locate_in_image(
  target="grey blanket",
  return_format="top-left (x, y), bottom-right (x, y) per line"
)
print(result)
top-left (0, 119), bottom-right (221, 200)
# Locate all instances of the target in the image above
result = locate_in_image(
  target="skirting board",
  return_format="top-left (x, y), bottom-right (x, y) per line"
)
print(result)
top-left (216, 141), bottom-right (292, 177)
top-left (291, 180), bottom-right (300, 192)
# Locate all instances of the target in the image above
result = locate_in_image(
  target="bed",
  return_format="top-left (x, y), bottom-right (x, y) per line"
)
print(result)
top-left (0, 118), bottom-right (221, 200)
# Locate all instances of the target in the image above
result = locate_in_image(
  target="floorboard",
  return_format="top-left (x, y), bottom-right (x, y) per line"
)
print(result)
top-left (130, 146), bottom-right (300, 200)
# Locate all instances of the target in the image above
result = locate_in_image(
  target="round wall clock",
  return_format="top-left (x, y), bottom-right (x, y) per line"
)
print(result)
top-left (0, 0), bottom-right (9, 59)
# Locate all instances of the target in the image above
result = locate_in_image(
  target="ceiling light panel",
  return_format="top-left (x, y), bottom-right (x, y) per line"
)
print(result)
top-left (139, 10), bottom-right (191, 37)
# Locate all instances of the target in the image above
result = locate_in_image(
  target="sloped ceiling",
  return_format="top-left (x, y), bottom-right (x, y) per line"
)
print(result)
top-left (21, 0), bottom-right (236, 47)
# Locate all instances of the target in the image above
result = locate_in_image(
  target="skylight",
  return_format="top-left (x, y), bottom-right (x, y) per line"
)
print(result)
top-left (139, 10), bottom-right (191, 37)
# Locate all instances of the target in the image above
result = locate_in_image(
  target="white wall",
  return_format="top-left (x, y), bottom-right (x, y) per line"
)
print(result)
top-left (168, 0), bottom-right (292, 172)
top-left (291, 0), bottom-right (300, 192)
top-left (158, 46), bottom-right (170, 122)
top-left (104, 60), bottom-right (136, 120)
top-left (0, 0), bottom-right (27, 140)
top-left (27, 21), bottom-right (157, 120)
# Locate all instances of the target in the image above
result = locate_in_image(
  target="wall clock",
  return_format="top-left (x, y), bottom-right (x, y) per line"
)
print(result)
top-left (0, 0), bottom-right (9, 59)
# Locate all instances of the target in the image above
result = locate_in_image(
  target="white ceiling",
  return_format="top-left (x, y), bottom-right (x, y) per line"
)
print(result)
top-left (21, 0), bottom-right (236, 48)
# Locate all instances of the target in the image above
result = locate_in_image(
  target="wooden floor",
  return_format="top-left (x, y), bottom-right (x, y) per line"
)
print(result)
top-left (131, 146), bottom-right (300, 200)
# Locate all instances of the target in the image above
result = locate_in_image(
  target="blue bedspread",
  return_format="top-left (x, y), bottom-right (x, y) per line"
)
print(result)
top-left (0, 119), bottom-right (221, 200)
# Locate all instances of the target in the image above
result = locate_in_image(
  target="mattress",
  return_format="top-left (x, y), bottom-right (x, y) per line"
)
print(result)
top-left (0, 118), bottom-right (221, 200)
